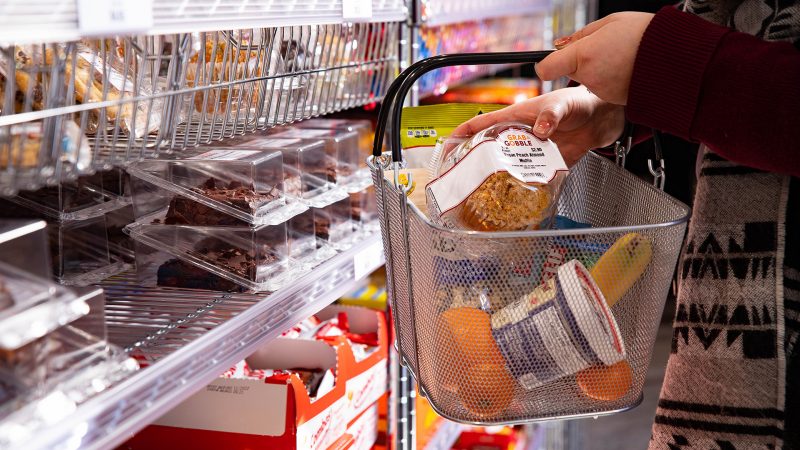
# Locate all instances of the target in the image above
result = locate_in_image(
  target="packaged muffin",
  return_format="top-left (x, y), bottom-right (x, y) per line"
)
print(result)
top-left (426, 122), bottom-right (568, 231)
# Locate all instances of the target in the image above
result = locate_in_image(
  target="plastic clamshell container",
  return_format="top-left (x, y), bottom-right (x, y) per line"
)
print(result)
top-left (287, 208), bottom-right (336, 271)
top-left (292, 119), bottom-right (373, 175)
top-left (48, 216), bottom-right (126, 286)
top-left (315, 196), bottom-right (356, 251)
top-left (9, 172), bottom-right (131, 221)
top-left (268, 127), bottom-right (365, 192)
top-left (0, 261), bottom-right (88, 350)
top-left (0, 219), bottom-right (51, 279)
top-left (217, 136), bottom-right (349, 209)
top-left (350, 185), bottom-right (378, 232)
top-left (126, 210), bottom-right (290, 292)
top-left (128, 149), bottom-right (305, 227)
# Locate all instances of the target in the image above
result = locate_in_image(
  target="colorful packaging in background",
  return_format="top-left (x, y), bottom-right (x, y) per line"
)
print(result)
top-left (452, 426), bottom-right (528, 450)
top-left (427, 78), bottom-right (540, 105)
top-left (417, 16), bottom-right (545, 96)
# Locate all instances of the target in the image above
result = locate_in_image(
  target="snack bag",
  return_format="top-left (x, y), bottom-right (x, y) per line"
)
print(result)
top-left (426, 122), bottom-right (568, 231)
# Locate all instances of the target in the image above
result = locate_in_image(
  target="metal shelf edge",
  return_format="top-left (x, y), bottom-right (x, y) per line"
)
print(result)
top-left (19, 233), bottom-right (385, 450)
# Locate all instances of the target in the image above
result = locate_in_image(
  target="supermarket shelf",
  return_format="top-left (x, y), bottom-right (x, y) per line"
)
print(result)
top-left (423, 420), bottom-right (463, 450)
top-left (418, 0), bottom-right (552, 26)
top-left (15, 233), bottom-right (385, 450)
top-left (0, 0), bottom-right (407, 44)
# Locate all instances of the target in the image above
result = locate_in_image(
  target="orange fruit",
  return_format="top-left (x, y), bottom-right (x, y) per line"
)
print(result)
top-left (460, 362), bottom-right (516, 418)
top-left (435, 307), bottom-right (515, 418)
top-left (576, 360), bottom-right (633, 401)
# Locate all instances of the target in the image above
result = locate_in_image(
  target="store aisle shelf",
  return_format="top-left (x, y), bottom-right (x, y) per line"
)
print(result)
top-left (13, 233), bottom-right (385, 450)
top-left (417, 0), bottom-right (552, 26)
top-left (0, 0), bottom-right (407, 44)
top-left (423, 420), bottom-right (463, 450)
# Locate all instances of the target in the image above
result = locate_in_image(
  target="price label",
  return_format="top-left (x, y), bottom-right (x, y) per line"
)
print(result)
top-left (353, 239), bottom-right (383, 280)
top-left (342, 0), bottom-right (373, 21)
top-left (77, 0), bottom-right (154, 36)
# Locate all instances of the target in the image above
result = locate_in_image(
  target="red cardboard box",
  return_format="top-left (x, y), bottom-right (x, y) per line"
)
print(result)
top-left (126, 306), bottom-right (388, 450)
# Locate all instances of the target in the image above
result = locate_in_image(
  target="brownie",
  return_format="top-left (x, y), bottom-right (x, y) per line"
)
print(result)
top-left (350, 192), bottom-right (363, 222)
top-left (289, 210), bottom-right (316, 237)
top-left (164, 178), bottom-right (281, 226)
top-left (157, 258), bottom-right (243, 292)
top-left (191, 237), bottom-right (280, 282)
top-left (314, 213), bottom-right (330, 241)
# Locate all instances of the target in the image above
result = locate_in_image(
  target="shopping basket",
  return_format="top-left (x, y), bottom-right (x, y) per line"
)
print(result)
top-left (368, 51), bottom-right (691, 425)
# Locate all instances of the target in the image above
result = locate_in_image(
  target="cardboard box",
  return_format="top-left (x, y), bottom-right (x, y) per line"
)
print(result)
top-left (328, 402), bottom-right (379, 450)
top-left (126, 306), bottom-right (388, 450)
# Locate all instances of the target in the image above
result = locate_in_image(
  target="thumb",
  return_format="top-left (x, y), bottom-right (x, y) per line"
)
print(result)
top-left (532, 105), bottom-right (566, 139)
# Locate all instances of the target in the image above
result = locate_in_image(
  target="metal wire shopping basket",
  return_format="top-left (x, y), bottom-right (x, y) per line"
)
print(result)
top-left (369, 51), bottom-right (691, 425)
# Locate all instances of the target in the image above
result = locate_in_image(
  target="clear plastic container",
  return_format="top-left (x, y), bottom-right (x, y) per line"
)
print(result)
top-left (350, 185), bottom-right (378, 233)
top-left (287, 208), bottom-right (336, 270)
top-left (10, 172), bottom-right (131, 221)
top-left (0, 261), bottom-right (87, 351)
top-left (128, 149), bottom-right (304, 226)
top-left (126, 210), bottom-right (289, 292)
top-left (132, 242), bottom-right (246, 292)
top-left (48, 216), bottom-right (126, 286)
top-left (267, 127), bottom-right (362, 191)
top-left (293, 118), bottom-right (374, 183)
top-left (315, 196), bottom-right (356, 250)
top-left (0, 219), bottom-right (51, 279)
top-left (234, 136), bottom-right (349, 208)
top-left (105, 205), bottom-right (136, 264)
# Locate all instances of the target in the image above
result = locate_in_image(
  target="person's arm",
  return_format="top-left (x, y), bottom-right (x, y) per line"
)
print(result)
top-left (626, 6), bottom-right (800, 176)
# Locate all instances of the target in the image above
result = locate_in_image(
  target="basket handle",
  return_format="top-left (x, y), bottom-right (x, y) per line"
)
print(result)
top-left (372, 51), bottom-right (554, 163)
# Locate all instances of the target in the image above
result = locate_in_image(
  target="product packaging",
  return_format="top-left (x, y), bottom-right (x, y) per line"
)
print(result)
top-left (426, 122), bottom-right (568, 231)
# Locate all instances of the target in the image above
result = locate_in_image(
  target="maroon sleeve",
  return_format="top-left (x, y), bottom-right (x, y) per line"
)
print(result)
top-left (626, 6), bottom-right (800, 176)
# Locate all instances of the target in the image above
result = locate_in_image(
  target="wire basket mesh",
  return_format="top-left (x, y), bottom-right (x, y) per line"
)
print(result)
top-left (0, 22), bottom-right (399, 195)
top-left (373, 153), bottom-right (688, 424)
top-left (370, 51), bottom-right (690, 425)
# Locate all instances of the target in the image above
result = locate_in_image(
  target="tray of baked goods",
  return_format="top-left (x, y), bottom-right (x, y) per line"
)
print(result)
top-left (0, 22), bottom-right (399, 195)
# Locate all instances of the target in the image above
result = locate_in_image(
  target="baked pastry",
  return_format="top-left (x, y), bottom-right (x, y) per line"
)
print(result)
top-left (156, 258), bottom-right (242, 292)
top-left (163, 178), bottom-right (281, 226)
top-left (461, 173), bottom-right (552, 231)
top-left (185, 41), bottom-right (262, 116)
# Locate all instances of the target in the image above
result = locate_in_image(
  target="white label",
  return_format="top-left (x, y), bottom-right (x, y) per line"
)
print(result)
top-left (342, 0), bottom-right (373, 21)
top-left (189, 149), bottom-right (261, 161)
top-left (154, 379), bottom-right (287, 436)
top-left (427, 128), bottom-right (566, 214)
top-left (77, 0), bottom-right (154, 36)
top-left (353, 240), bottom-right (384, 280)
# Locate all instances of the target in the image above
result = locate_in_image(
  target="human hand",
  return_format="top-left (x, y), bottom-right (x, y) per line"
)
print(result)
top-left (452, 86), bottom-right (625, 166)
top-left (536, 12), bottom-right (654, 105)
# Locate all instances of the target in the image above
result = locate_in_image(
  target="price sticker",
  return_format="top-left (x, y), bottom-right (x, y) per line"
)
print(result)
top-left (353, 239), bottom-right (384, 280)
top-left (77, 0), bottom-right (154, 36)
top-left (342, 0), bottom-right (373, 21)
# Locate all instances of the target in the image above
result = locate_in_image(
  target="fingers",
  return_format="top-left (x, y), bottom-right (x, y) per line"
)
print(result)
top-left (536, 42), bottom-right (579, 81)
top-left (568, 14), bottom-right (614, 42)
top-left (532, 105), bottom-right (565, 139)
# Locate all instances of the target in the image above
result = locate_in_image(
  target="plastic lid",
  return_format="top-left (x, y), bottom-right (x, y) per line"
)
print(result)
top-left (0, 262), bottom-right (88, 350)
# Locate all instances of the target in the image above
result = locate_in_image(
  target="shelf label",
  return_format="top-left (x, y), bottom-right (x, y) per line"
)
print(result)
top-left (343, 0), bottom-right (373, 21)
top-left (354, 239), bottom-right (383, 280)
top-left (77, 0), bottom-right (154, 36)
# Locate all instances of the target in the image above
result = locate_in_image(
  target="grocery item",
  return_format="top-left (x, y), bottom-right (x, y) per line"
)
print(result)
top-left (435, 307), bottom-right (515, 417)
top-left (491, 260), bottom-right (626, 390)
top-left (426, 122), bottom-right (568, 231)
top-left (0, 121), bottom-right (90, 171)
top-left (576, 360), bottom-right (633, 401)
top-left (589, 233), bottom-right (653, 307)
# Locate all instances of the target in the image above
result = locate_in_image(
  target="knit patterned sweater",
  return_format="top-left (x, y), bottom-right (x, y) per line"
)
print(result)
top-left (625, 4), bottom-right (800, 449)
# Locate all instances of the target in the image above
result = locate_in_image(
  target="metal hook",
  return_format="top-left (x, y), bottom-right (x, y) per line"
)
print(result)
top-left (648, 158), bottom-right (666, 190)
